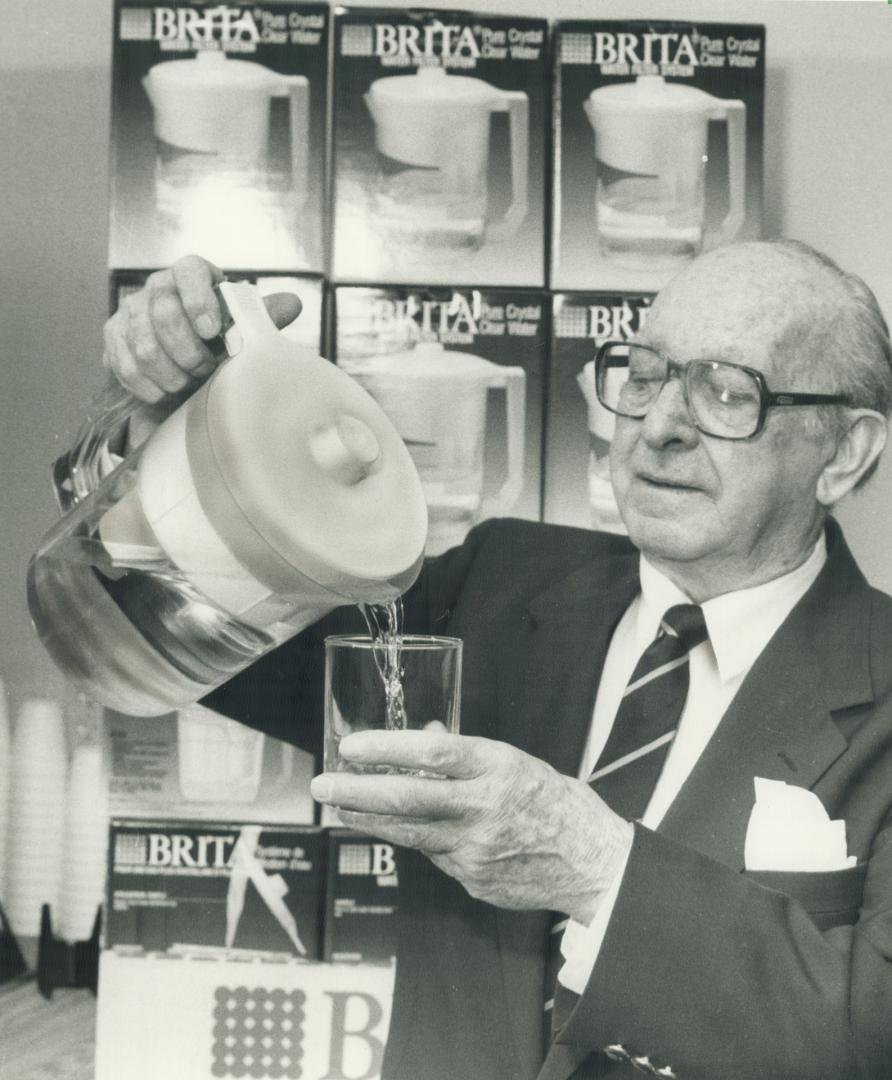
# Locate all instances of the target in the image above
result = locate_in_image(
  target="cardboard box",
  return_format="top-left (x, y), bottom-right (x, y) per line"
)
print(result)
top-left (331, 7), bottom-right (548, 286)
top-left (105, 819), bottom-right (326, 958)
top-left (95, 951), bottom-right (396, 1080)
top-left (544, 292), bottom-right (652, 532)
top-left (552, 20), bottom-right (765, 292)
top-left (111, 271), bottom-right (328, 355)
top-left (323, 830), bottom-right (399, 963)
top-left (105, 705), bottom-right (316, 826)
top-left (108, 1), bottom-right (330, 272)
top-left (332, 283), bottom-right (547, 554)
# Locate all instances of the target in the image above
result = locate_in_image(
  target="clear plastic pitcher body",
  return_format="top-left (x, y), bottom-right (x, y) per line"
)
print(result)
top-left (27, 453), bottom-right (301, 717)
top-left (28, 282), bottom-right (427, 717)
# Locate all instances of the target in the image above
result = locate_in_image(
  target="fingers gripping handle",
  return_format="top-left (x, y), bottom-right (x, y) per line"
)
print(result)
top-left (56, 285), bottom-right (238, 510)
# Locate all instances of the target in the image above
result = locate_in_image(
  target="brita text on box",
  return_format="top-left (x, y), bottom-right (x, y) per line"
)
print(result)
top-left (544, 293), bottom-right (652, 533)
top-left (106, 820), bottom-right (325, 958)
top-left (109, 2), bottom-right (330, 272)
top-left (332, 283), bottom-right (546, 555)
top-left (332, 8), bottom-right (548, 286)
top-left (552, 21), bottom-right (765, 292)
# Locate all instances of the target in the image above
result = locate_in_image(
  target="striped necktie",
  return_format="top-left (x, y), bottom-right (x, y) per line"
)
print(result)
top-left (544, 604), bottom-right (708, 1040)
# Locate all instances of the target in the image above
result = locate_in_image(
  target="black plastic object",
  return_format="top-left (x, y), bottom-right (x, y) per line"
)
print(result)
top-left (36, 903), bottom-right (101, 999)
top-left (0, 898), bottom-right (27, 983)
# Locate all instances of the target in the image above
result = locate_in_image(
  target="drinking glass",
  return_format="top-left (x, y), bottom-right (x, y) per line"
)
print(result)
top-left (324, 635), bottom-right (462, 775)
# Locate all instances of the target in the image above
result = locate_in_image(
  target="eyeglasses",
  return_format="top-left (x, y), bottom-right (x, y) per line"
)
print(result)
top-left (594, 341), bottom-right (851, 440)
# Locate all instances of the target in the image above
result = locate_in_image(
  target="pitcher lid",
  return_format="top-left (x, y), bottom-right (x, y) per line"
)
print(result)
top-left (147, 51), bottom-right (280, 90)
top-left (190, 295), bottom-right (427, 600)
top-left (588, 75), bottom-right (715, 114)
top-left (368, 67), bottom-right (499, 107)
top-left (341, 342), bottom-right (502, 380)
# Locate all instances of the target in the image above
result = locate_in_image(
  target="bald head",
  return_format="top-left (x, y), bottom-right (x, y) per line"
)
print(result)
top-left (646, 240), bottom-right (892, 418)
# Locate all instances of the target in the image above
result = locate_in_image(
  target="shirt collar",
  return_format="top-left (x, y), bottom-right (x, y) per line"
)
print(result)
top-left (636, 534), bottom-right (828, 685)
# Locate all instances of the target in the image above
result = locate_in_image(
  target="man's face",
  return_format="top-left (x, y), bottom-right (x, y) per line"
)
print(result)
top-left (609, 250), bottom-right (837, 599)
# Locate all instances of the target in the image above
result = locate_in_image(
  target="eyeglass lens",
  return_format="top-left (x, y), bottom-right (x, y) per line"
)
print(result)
top-left (598, 345), bottom-right (763, 438)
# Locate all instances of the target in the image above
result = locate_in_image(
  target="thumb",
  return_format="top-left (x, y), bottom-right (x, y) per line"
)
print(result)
top-left (263, 291), bottom-right (303, 331)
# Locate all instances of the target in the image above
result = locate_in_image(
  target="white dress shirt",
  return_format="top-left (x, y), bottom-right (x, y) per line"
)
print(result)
top-left (558, 535), bottom-right (828, 993)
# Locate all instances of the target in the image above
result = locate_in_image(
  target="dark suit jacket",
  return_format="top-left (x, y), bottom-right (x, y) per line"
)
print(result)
top-left (209, 516), bottom-right (892, 1080)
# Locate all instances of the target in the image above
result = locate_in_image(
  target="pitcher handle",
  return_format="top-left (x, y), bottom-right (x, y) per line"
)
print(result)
top-left (278, 76), bottom-right (310, 202)
top-left (486, 91), bottom-right (529, 243)
top-left (712, 99), bottom-right (747, 246)
top-left (482, 366), bottom-right (526, 517)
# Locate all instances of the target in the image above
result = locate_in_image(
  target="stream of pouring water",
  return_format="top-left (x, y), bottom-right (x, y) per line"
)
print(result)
top-left (360, 598), bottom-right (408, 731)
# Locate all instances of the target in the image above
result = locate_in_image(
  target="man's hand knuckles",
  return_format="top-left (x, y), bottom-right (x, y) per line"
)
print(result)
top-left (173, 254), bottom-right (203, 275)
top-left (418, 741), bottom-right (454, 774)
top-left (131, 337), bottom-right (163, 367)
top-left (120, 290), bottom-right (143, 314)
top-left (148, 289), bottom-right (184, 328)
top-left (146, 269), bottom-right (174, 294)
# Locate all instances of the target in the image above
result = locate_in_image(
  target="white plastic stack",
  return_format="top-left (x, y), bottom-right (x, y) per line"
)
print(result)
top-left (5, 699), bottom-right (68, 937)
top-left (58, 741), bottom-right (108, 942)
top-left (0, 678), bottom-right (10, 898)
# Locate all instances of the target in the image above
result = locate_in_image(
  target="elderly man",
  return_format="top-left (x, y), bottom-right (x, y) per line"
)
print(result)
top-left (106, 240), bottom-right (892, 1080)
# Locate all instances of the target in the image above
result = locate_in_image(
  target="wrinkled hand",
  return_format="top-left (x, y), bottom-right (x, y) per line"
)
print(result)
top-left (311, 731), bottom-right (633, 923)
top-left (101, 255), bottom-right (303, 442)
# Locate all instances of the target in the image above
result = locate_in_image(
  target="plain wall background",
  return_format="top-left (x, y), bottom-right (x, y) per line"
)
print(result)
top-left (1, 0), bottom-right (890, 714)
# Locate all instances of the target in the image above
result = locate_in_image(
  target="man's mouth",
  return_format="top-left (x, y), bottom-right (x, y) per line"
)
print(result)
top-left (637, 473), bottom-right (702, 492)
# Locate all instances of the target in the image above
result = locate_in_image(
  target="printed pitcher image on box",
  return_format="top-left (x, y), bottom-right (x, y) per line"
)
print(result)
top-left (552, 20), bottom-right (765, 292)
top-left (332, 8), bottom-right (548, 286)
top-left (109, 2), bottom-right (329, 272)
top-left (333, 284), bottom-right (546, 554)
top-left (544, 292), bottom-right (652, 532)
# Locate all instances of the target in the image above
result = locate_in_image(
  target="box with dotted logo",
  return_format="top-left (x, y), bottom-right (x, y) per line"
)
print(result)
top-left (95, 951), bottom-right (396, 1079)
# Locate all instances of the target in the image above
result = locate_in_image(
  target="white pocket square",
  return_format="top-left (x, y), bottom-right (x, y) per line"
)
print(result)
top-left (744, 778), bottom-right (857, 872)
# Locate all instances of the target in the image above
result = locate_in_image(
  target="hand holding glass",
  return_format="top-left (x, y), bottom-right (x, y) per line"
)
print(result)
top-left (324, 635), bottom-right (462, 775)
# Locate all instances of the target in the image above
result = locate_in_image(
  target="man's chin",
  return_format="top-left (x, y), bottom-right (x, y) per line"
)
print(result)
top-left (620, 504), bottom-right (713, 564)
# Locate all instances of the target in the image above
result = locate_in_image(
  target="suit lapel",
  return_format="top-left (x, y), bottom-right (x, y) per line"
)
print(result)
top-left (657, 620), bottom-right (848, 866)
top-left (499, 550), bottom-right (640, 769)
top-left (659, 520), bottom-right (873, 866)
top-left (494, 547), bottom-right (640, 1074)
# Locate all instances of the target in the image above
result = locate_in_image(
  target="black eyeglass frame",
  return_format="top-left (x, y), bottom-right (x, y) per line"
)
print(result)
top-left (594, 340), bottom-right (852, 440)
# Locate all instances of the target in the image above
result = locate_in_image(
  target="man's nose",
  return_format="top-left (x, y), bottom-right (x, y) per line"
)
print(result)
top-left (640, 378), bottom-right (700, 448)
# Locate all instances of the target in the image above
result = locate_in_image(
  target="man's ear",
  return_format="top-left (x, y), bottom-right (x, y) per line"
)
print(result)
top-left (817, 410), bottom-right (888, 506)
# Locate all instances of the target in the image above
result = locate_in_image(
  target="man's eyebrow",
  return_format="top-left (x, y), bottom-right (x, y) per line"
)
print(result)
top-left (633, 340), bottom-right (751, 366)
